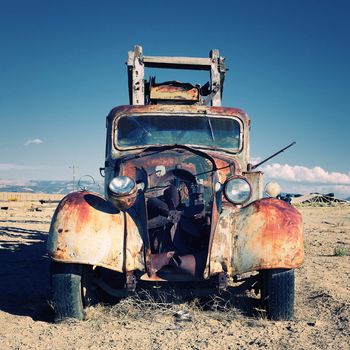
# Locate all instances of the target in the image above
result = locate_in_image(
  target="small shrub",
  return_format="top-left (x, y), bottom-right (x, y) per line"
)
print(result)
top-left (333, 245), bottom-right (350, 257)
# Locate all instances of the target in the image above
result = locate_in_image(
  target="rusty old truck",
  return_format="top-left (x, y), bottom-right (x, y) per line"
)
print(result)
top-left (47, 45), bottom-right (304, 321)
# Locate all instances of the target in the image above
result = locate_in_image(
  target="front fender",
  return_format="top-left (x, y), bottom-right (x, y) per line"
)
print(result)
top-left (209, 198), bottom-right (304, 275)
top-left (47, 191), bottom-right (144, 272)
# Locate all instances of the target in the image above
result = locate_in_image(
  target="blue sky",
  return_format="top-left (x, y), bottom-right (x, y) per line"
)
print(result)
top-left (1, 0), bottom-right (350, 197)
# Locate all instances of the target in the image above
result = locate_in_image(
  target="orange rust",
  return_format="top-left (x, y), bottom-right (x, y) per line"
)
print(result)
top-left (119, 153), bottom-right (201, 188)
top-left (121, 162), bottom-right (137, 179)
top-left (123, 155), bottom-right (198, 170)
top-left (208, 198), bottom-right (304, 276)
top-left (150, 84), bottom-right (199, 101)
top-left (109, 185), bottom-right (137, 210)
top-left (140, 273), bottom-right (167, 282)
top-left (119, 151), bottom-right (234, 177)
top-left (204, 192), bottom-right (220, 278)
top-left (47, 191), bottom-right (145, 273)
top-left (231, 198), bottom-right (304, 273)
top-left (252, 199), bottom-right (302, 247)
top-left (208, 207), bottom-right (235, 275)
top-left (54, 247), bottom-right (67, 260)
top-left (208, 156), bottom-right (238, 182)
top-left (110, 193), bottom-right (137, 210)
top-left (108, 105), bottom-right (249, 125)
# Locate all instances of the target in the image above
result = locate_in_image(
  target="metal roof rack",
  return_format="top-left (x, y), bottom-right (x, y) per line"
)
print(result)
top-left (127, 45), bottom-right (227, 106)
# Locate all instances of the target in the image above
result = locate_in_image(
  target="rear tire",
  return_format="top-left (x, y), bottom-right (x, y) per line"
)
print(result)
top-left (51, 262), bottom-right (86, 322)
top-left (260, 268), bottom-right (295, 320)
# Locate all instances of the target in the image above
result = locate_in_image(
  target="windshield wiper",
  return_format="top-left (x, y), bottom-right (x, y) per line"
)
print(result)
top-left (207, 117), bottom-right (215, 142)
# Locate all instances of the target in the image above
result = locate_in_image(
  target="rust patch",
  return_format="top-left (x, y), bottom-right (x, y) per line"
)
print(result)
top-left (207, 198), bottom-right (304, 277)
top-left (204, 188), bottom-right (220, 278)
top-left (108, 105), bottom-right (250, 126)
top-left (150, 84), bottom-right (199, 101)
top-left (206, 154), bottom-right (241, 180)
top-left (209, 206), bottom-right (236, 276)
top-left (47, 191), bottom-right (145, 273)
top-left (231, 198), bottom-right (304, 274)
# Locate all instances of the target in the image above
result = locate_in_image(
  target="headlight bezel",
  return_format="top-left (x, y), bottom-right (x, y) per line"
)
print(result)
top-left (223, 175), bottom-right (252, 205)
top-left (108, 176), bottom-right (137, 210)
top-left (108, 176), bottom-right (136, 197)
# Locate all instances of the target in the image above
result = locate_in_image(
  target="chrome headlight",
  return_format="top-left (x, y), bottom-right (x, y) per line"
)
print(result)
top-left (109, 176), bottom-right (136, 196)
top-left (108, 176), bottom-right (137, 210)
top-left (224, 176), bottom-right (251, 204)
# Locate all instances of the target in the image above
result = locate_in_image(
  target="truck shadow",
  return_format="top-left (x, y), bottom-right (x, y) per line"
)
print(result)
top-left (0, 226), bottom-right (54, 322)
top-left (0, 224), bottom-right (263, 322)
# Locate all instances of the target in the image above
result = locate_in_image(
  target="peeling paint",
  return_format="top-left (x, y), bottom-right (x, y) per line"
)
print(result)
top-left (209, 198), bottom-right (304, 275)
top-left (47, 191), bottom-right (144, 272)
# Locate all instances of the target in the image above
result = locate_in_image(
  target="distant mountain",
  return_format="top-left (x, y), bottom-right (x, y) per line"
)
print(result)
top-left (0, 180), bottom-right (103, 195)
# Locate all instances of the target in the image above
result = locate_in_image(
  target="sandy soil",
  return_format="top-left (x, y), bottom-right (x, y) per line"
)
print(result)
top-left (0, 201), bottom-right (349, 350)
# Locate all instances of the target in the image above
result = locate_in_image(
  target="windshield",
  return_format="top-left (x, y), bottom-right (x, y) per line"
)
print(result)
top-left (115, 115), bottom-right (241, 151)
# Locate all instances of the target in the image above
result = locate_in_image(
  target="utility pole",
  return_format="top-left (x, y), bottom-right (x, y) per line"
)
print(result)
top-left (69, 165), bottom-right (78, 192)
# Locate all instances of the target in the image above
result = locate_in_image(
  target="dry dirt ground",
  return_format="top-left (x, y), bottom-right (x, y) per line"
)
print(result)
top-left (0, 200), bottom-right (349, 350)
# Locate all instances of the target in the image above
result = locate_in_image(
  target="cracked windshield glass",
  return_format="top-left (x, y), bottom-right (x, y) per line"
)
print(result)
top-left (116, 115), bottom-right (241, 150)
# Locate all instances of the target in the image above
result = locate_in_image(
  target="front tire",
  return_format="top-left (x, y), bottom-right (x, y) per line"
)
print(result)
top-left (51, 262), bottom-right (86, 322)
top-left (260, 268), bottom-right (295, 320)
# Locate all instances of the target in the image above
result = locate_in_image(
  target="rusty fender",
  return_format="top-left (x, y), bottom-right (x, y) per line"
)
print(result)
top-left (47, 191), bottom-right (144, 273)
top-left (209, 198), bottom-right (304, 276)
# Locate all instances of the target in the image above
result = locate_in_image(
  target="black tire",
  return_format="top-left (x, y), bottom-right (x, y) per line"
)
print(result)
top-left (92, 267), bottom-right (127, 303)
top-left (51, 262), bottom-right (86, 322)
top-left (260, 268), bottom-right (295, 320)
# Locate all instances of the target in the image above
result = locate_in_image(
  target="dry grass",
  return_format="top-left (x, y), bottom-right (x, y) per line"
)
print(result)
top-left (85, 287), bottom-right (249, 325)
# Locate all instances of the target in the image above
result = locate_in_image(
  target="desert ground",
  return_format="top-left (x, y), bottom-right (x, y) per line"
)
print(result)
top-left (0, 199), bottom-right (349, 350)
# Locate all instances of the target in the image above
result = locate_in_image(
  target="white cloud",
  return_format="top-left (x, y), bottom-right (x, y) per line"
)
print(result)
top-left (24, 138), bottom-right (44, 146)
top-left (0, 179), bottom-right (31, 187)
top-left (0, 163), bottom-right (44, 171)
top-left (262, 163), bottom-right (350, 185)
top-left (256, 162), bottom-right (350, 199)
